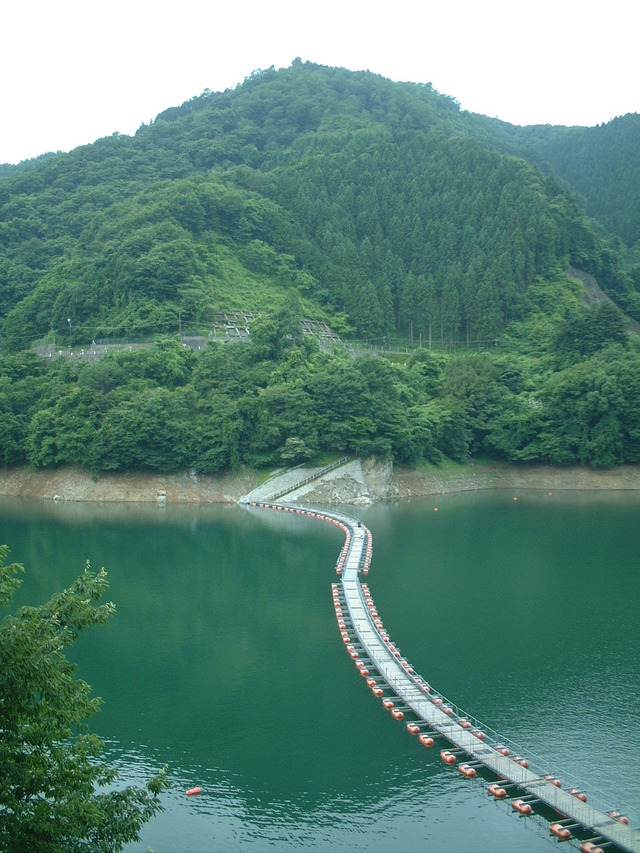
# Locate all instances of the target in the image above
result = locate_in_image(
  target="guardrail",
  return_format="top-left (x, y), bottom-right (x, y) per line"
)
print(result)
top-left (266, 457), bottom-right (350, 501)
top-left (252, 498), bottom-right (640, 845)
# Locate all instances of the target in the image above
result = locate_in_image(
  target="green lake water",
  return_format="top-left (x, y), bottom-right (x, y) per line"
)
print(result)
top-left (1, 489), bottom-right (639, 852)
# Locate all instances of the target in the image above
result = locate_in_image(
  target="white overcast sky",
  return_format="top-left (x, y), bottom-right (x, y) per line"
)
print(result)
top-left (2, 0), bottom-right (639, 164)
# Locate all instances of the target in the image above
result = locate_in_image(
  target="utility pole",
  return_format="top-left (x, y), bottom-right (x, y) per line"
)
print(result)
top-left (67, 318), bottom-right (72, 349)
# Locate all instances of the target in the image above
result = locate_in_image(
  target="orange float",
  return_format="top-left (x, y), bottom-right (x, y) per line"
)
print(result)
top-left (419, 734), bottom-right (435, 747)
top-left (607, 810), bottom-right (629, 824)
top-left (488, 783), bottom-right (507, 799)
top-left (186, 787), bottom-right (202, 796)
top-left (568, 788), bottom-right (588, 802)
top-left (550, 824), bottom-right (571, 840)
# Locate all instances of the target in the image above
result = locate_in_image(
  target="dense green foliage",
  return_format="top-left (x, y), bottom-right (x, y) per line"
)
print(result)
top-left (512, 114), bottom-right (640, 251)
top-left (0, 545), bottom-right (169, 851)
top-left (1, 61), bottom-right (640, 472)
top-left (2, 61), bottom-right (639, 350)
top-left (1, 285), bottom-right (639, 470)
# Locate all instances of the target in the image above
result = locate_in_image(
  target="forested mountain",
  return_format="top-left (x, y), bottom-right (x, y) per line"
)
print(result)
top-left (1, 61), bottom-right (640, 473)
top-left (510, 114), bottom-right (640, 253)
top-left (2, 61), bottom-right (639, 347)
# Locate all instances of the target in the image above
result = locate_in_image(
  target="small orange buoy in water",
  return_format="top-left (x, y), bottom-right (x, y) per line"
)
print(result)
top-left (186, 787), bottom-right (202, 796)
top-left (419, 734), bottom-right (435, 747)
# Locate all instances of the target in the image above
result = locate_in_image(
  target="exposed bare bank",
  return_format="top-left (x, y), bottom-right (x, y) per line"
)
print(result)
top-left (1, 460), bottom-right (639, 506)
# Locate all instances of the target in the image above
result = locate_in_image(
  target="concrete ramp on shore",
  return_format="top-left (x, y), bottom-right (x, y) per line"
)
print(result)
top-left (239, 457), bottom-right (350, 504)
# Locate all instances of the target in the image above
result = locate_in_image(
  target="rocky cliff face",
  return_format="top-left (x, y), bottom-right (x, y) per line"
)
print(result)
top-left (286, 459), bottom-right (405, 505)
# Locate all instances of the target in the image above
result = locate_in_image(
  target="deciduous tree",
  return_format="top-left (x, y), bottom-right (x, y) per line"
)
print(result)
top-left (0, 547), bottom-right (169, 852)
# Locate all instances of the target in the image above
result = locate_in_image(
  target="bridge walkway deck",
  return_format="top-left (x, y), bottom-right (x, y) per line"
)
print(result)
top-left (248, 499), bottom-right (640, 853)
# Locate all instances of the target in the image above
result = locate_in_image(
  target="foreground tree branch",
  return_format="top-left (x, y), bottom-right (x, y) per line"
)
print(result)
top-left (0, 544), bottom-right (169, 852)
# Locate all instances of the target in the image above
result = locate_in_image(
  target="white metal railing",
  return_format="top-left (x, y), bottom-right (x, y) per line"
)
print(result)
top-left (251, 499), bottom-right (640, 843)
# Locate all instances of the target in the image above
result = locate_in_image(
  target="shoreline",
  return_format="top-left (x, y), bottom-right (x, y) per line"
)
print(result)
top-left (392, 460), bottom-right (640, 498)
top-left (1, 461), bottom-right (640, 505)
